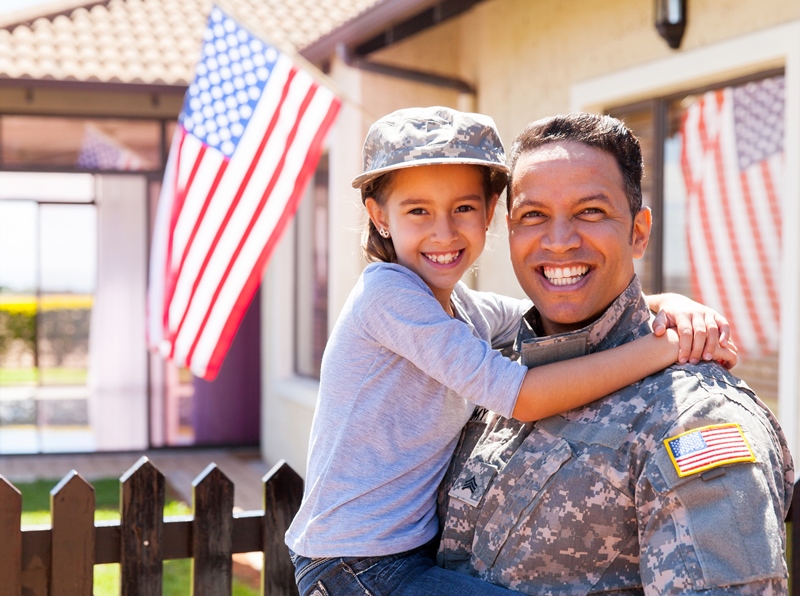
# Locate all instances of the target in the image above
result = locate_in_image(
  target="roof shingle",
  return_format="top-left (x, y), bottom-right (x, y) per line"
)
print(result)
top-left (0, 0), bottom-right (383, 85)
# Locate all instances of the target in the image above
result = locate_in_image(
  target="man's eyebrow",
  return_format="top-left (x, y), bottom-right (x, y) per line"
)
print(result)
top-left (575, 194), bottom-right (613, 206)
top-left (511, 194), bottom-right (612, 210)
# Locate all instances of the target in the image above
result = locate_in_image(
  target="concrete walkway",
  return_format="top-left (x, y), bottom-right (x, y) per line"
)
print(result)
top-left (0, 447), bottom-right (273, 512)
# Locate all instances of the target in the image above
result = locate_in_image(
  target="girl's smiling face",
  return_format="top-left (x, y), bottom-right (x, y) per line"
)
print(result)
top-left (365, 164), bottom-right (498, 313)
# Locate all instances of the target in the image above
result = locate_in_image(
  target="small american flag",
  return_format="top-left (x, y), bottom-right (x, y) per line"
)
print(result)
top-left (147, 4), bottom-right (341, 379)
top-left (77, 123), bottom-right (144, 170)
top-left (664, 423), bottom-right (755, 477)
top-left (680, 76), bottom-right (784, 356)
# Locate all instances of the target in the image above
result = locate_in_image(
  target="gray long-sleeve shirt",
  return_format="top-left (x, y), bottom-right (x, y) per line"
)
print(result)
top-left (286, 262), bottom-right (530, 558)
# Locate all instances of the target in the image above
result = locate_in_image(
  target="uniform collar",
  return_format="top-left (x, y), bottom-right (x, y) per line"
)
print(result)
top-left (515, 276), bottom-right (652, 368)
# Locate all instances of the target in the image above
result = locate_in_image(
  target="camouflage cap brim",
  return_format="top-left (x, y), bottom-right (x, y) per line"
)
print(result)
top-left (351, 157), bottom-right (509, 189)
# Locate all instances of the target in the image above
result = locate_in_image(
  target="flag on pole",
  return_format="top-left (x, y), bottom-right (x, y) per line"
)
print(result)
top-left (147, 4), bottom-right (341, 379)
top-left (680, 75), bottom-right (784, 356)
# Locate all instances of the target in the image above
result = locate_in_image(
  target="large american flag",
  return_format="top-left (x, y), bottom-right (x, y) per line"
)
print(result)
top-left (680, 76), bottom-right (784, 356)
top-left (147, 5), bottom-right (341, 380)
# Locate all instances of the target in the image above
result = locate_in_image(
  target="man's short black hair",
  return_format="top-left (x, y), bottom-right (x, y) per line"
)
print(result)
top-left (506, 113), bottom-right (644, 219)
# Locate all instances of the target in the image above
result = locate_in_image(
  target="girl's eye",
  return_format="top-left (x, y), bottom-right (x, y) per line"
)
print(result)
top-left (408, 208), bottom-right (428, 215)
top-left (455, 204), bottom-right (476, 213)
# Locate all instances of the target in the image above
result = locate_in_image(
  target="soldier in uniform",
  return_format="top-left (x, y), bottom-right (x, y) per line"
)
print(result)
top-left (436, 113), bottom-right (794, 594)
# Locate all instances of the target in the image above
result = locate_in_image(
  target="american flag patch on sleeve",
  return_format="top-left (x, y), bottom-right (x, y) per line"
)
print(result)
top-left (664, 423), bottom-right (755, 478)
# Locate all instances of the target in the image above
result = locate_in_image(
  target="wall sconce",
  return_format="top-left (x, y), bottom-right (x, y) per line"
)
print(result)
top-left (655, 0), bottom-right (687, 49)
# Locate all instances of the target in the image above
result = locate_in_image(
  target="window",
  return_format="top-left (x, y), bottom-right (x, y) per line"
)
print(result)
top-left (294, 155), bottom-right (330, 379)
top-left (610, 70), bottom-right (785, 411)
top-left (0, 176), bottom-right (97, 452)
top-left (1, 116), bottom-right (162, 171)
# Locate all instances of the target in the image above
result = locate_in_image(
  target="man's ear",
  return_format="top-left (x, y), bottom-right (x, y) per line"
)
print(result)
top-left (485, 193), bottom-right (499, 229)
top-left (365, 197), bottom-right (389, 232)
top-left (632, 206), bottom-right (652, 258)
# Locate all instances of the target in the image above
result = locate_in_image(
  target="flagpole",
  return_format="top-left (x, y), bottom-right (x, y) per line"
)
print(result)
top-left (213, 0), bottom-right (377, 125)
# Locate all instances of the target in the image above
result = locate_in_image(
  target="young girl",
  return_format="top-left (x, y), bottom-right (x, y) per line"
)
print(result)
top-left (286, 107), bottom-right (735, 595)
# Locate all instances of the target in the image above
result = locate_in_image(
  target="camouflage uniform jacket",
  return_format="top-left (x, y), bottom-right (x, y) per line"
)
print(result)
top-left (437, 277), bottom-right (794, 595)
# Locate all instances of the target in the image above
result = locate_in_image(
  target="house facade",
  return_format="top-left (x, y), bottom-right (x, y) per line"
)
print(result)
top-left (1, 0), bottom-right (798, 470)
top-left (262, 0), bottom-right (800, 474)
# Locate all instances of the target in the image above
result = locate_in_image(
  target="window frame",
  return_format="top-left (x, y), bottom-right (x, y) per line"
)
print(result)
top-left (568, 21), bottom-right (800, 456)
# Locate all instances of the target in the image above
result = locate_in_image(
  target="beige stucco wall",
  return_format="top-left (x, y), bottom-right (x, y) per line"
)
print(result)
top-left (460, 0), bottom-right (800, 298)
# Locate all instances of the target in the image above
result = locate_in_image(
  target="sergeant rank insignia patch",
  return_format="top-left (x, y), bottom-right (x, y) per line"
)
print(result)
top-left (664, 423), bottom-right (755, 477)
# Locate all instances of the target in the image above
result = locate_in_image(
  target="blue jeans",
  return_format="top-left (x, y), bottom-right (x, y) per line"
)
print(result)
top-left (289, 541), bottom-right (520, 595)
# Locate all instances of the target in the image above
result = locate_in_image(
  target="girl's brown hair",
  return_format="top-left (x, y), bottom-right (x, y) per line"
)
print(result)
top-left (360, 165), bottom-right (507, 263)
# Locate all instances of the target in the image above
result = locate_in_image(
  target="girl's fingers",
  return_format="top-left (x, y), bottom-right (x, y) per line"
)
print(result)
top-left (652, 310), bottom-right (669, 336)
top-left (701, 313), bottom-right (721, 362)
top-left (715, 313), bottom-right (732, 346)
top-left (676, 312), bottom-right (699, 364)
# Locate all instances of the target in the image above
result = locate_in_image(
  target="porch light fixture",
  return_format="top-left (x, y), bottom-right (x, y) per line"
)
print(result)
top-left (655, 0), bottom-right (687, 49)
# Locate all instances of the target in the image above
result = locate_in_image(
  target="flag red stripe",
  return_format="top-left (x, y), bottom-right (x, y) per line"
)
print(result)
top-left (707, 92), bottom-right (767, 350)
top-left (163, 129), bottom-right (192, 330)
top-left (184, 75), bottom-right (317, 369)
top-left (203, 96), bottom-right (341, 378)
top-left (738, 172), bottom-right (781, 318)
top-left (683, 95), bottom-right (736, 330)
top-left (678, 451), bottom-right (753, 472)
top-left (761, 160), bottom-right (782, 246)
top-left (170, 67), bottom-right (299, 356)
top-left (164, 159), bottom-right (229, 349)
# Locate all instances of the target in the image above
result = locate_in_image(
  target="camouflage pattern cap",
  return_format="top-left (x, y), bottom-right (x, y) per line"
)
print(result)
top-left (351, 106), bottom-right (508, 189)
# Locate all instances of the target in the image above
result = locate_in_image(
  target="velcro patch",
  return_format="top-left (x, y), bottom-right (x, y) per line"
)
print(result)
top-left (448, 460), bottom-right (497, 507)
top-left (664, 423), bottom-right (755, 478)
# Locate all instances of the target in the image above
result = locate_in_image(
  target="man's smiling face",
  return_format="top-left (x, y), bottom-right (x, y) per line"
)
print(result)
top-left (507, 141), bottom-right (651, 336)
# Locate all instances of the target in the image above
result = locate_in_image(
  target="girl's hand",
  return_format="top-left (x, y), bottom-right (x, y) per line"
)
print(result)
top-left (648, 293), bottom-right (734, 367)
top-left (661, 327), bottom-right (738, 370)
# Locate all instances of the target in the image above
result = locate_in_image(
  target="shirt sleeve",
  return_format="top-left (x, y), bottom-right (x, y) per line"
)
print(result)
top-left (355, 265), bottom-right (527, 418)
top-left (635, 388), bottom-right (790, 594)
top-left (454, 284), bottom-right (532, 349)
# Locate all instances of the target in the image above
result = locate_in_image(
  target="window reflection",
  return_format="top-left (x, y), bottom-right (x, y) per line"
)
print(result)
top-left (1, 116), bottom-right (161, 171)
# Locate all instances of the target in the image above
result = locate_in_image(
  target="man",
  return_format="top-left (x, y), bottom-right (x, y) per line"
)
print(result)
top-left (436, 113), bottom-right (794, 594)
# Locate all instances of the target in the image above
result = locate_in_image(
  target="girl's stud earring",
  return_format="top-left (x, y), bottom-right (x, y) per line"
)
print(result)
top-left (379, 228), bottom-right (391, 238)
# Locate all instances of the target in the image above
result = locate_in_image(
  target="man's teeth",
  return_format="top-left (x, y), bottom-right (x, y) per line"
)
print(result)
top-left (425, 251), bottom-right (461, 264)
top-left (543, 266), bottom-right (589, 286)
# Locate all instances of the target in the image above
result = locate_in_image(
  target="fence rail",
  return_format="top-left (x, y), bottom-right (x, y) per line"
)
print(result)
top-left (2, 457), bottom-right (798, 595)
top-left (0, 457), bottom-right (302, 596)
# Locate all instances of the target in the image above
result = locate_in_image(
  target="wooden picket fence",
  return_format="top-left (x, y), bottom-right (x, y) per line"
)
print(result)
top-left (1, 456), bottom-right (798, 595)
top-left (0, 457), bottom-right (303, 596)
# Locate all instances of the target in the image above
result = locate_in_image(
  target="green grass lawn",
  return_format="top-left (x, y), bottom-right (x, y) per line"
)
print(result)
top-left (0, 367), bottom-right (88, 386)
top-left (16, 477), bottom-right (259, 595)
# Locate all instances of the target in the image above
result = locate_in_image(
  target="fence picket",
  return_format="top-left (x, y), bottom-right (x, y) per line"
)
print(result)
top-left (0, 476), bottom-right (22, 596)
top-left (120, 457), bottom-right (165, 596)
top-left (261, 460), bottom-right (302, 596)
top-left (191, 463), bottom-right (234, 595)
top-left (50, 471), bottom-right (95, 596)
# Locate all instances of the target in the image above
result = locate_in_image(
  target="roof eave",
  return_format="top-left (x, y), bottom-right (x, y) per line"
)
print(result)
top-left (299, 0), bottom-right (441, 63)
top-left (0, 75), bottom-right (188, 96)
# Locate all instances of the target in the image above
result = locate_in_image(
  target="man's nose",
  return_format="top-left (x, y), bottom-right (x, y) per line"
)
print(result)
top-left (541, 218), bottom-right (580, 252)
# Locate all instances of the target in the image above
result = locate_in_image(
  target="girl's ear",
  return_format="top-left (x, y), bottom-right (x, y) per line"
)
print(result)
top-left (365, 197), bottom-right (389, 231)
top-left (485, 193), bottom-right (499, 229)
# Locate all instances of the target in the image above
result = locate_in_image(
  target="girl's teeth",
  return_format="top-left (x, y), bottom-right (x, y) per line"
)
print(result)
top-left (426, 251), bottom-right (460, 264)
